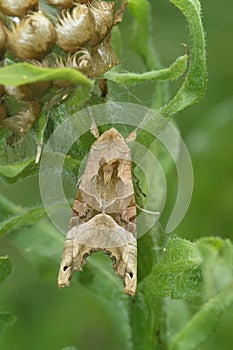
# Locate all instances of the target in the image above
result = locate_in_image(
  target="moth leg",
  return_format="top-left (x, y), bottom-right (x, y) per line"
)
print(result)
top-left (87, 105), bottom-right (100, 139)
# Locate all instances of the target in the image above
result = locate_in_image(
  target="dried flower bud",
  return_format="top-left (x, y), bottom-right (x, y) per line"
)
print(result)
top-left (46, 0), bottom-right (73, 9)
top-left (77, 49), bottom-right (92, 72)
top-left (1, 100), bottom-right (40, 135)
top-left (89, 37), bottom-right (117, 78)
top-left (76, 0), bottom-right (89, 3)
top-left (7, 12), bottom-right (56, 61)
top-left (89, 1), bottom-right (115, 47)
top-left (0, 0), bottom-right (38, 17)
top-left (4, 81), bottom-right (50, 101)
top-left (56, 4), bottom-right (95, 52)
top-left (44, 53), bottom-right (79, 87)
top-left (0, 20), bottom-right (6, 58)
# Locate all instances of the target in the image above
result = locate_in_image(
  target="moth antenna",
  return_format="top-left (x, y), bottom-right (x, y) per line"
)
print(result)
top-left (126, 109), bottom-right (155, 143)
top-left (136, 203), bottom-right (160, 216)
top-left (87, 106), bottom-right (100, 139)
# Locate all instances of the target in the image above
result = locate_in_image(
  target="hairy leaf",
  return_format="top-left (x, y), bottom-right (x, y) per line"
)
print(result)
top-left (0, 207), bottom-right (47, 236)
top-left (127, 0), bottom-right (159, 70)
top-left (0, 312), bottom-right (16, 338)
top-left (104, 54), bottom-right (188, 85)
top-left (129, 291), bottom-right (161, 350)
top-left (161, 0), bottom-right (206, 116)
top-left (168, 282), bottom-right (233, 350)
top-left (0, 256), bottom-right (12, 285)
top-left (0, 158), bottom-right (36, 180)
top-left (0, 63), bottom-right (93, 87)
top-left (141, 238), bottom-right (204, 299)
top-left (197, 237), bottom-right (233, 297)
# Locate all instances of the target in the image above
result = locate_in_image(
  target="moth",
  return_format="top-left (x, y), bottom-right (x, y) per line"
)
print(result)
top-left (58, 128), bottom-right (137, 295)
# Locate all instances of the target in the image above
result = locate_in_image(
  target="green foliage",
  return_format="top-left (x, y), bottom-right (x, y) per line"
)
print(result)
top-left (142, 237), bottom-right (204, 299)
top-left (161, 0), bottom-right (207, 117)
top-left (1, 0), bottom-right (230, 350)
top-left (0, 157), bottom-right (37, 181)
top-left (0, 63), bottom-right (92, 87)
top-left (0, 206), bottom-right (46, 237)
top-left (0, 257), bottom-right (16, 337)
top-left (104, 53), bottom-right (188, 85)
top-left (0, 312), bottom-right (16, 338)
top-left (0, 256), bottom-right (12, 284)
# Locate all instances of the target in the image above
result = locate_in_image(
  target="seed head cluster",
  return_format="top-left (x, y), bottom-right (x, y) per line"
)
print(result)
top-left (0, 0), bottom-right (121, 135)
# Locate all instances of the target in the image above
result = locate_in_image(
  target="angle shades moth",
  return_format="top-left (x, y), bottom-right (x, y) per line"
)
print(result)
top-left (58, 128), bottom-right (137, 295)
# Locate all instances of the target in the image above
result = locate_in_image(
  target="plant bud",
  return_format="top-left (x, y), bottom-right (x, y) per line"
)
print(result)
top-left (7, 12), bottom-right (56, 60)
top-left (56, 4), bottom-right (95, 52)
top-left (89, 37), bottom-right (117, 78)
top-left (0, 0), bottom-right (38, 17)
top-left (46, 0), bottom-right (73, 9)
top-left (1, 100), bottom-right (40, 135)
top-left (77, 49), bottom-right (92, 72)
top-left (0, 20), bottom-right (6, 58)
top-left (4, 81), bottom-right (50, 101)
top-left (89, 1), bottom-right (115, 47)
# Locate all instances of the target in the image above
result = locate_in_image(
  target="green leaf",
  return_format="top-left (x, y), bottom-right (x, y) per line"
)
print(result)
top-left (127, 0), bottom-right (159, 70)
top-left (141, 238), bottom-right (204, 299)
top-left (0, 63), bottom-right (93, 87)
top-left (129, 291), bottom-right (161, 350)
top-left (0, 258), bottom-right (15, 337)
top-left (197, 237), bottom-right (233, 297)
top-left (104, 54), bottom-right (188, 85)
top-left (0, 193), bottom-right (23, 215)
top-left (168, 282), bottom-right (233, 350)
top-left (0, 157), bottom-right (36, 180)
top-left (161, 0), bottom-right (206, 117)
top-left (0, 206), bottom-right (47, 236)
top-left (0, 312), bottom-right (16, 337)
top-left (127, 0), bottom-right (168, 108)
top-left (0, 256), bottom-right (12, 285)
top-left (35, 113), bottom-right (48, 164)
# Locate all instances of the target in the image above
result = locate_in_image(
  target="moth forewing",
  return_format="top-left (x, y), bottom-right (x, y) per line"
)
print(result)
top-left (58, 128), bottom-right (137, 295)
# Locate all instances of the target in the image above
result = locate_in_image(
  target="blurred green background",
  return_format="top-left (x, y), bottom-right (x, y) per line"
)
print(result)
top-left (1, 0), bottom-right (233, 349)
